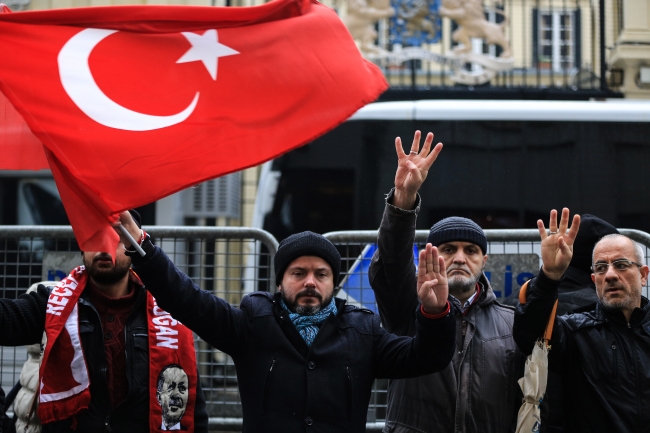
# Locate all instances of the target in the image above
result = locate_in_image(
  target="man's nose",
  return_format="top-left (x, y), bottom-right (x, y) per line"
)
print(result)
top-left (604, 265), bottom-right (619, 282)
top-left (304, 272), bottom-right (317, 286)
top-left (452, 250), bottom-right (466, 263)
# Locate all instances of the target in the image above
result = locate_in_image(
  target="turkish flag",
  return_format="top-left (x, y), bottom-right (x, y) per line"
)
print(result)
top-left (0, 89), bottom-right (49, 169)
top-left (0, 0), bottom-right (387, 253)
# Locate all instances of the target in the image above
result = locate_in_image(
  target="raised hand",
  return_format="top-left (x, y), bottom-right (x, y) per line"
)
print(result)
top-left (537, 208), bottom-right (581, 281)
top-left (393, 130), bottom-right (443, 210)
top-left (417, 243), bottom-right (449, 315)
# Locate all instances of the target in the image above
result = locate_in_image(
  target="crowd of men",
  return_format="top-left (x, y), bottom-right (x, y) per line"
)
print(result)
top-left (1, 130), bottom-right (649, 433)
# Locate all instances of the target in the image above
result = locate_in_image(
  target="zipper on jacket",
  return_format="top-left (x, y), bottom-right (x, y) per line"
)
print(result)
top-left (262, 357), bottom-right (276, 411)
top-left (105, 415), bottom-right (113, 432)
top-left (346, 367), bottom-right (352, 422)
top-left (611, 341), bottom-right (618, 378)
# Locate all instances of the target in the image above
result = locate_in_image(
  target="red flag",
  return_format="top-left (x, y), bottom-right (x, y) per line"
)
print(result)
top-left (0, 0), bottom-right (387, 253)
top-left (0, 89), bottom-right (49, 170)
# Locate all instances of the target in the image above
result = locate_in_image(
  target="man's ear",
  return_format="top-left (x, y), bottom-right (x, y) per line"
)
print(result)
top-left (157, 392), bottom-right (162, 405)
top-left (640, 265), bottom-right (649, 286)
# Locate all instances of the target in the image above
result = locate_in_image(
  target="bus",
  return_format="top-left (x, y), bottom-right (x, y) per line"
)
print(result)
top-left (253, 99), bottom-right (650, 240)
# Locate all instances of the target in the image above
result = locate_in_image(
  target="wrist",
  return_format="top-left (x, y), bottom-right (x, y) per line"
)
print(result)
top-left (123, 230), bottom-right (146, 253)
top-left (421, 301), bottom-right (450, 319)
top-left (541, 265), bottom-right (564, 281)
top-left (392, 188), bottom-right (417, 210)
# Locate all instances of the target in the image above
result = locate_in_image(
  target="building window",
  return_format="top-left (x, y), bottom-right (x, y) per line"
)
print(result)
top-left (536, 11), bottom-right (576, 71)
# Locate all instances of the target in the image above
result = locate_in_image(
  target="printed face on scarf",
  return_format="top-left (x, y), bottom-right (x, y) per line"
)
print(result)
top-left (437, 241), bottom-right (487, 298)
top-left (82, 243), bottom-right (131, 286)
top-left (279, 256), bottom-right (334, 315)
top-left (592, 236), bottom-right (649, 316)
top-left (157, 365), bottom-right (189, 429)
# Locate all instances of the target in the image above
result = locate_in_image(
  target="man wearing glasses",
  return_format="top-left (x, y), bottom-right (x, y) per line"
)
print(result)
top-left (514, 209), bottom-right (650, 433)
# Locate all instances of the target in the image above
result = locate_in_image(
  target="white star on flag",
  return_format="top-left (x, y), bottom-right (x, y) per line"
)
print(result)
top-left (177, 29), bottom-right (239, 80)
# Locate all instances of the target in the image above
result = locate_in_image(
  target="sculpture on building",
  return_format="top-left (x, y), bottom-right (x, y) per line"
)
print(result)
top-left (439, 0), bottom-right (512, 58)
top-left (341, 0), bottom-right (514, 85)
top-left (397, 0), bottom-right (439, 40)
top-left (342, 0), bottom-right (395, 55)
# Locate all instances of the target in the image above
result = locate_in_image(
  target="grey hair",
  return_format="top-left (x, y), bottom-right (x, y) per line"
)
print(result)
top-left (592, 234), bottom-right (646, 266)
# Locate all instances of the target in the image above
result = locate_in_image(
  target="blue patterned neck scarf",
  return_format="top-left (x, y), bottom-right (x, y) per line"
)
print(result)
top-left (281, 298), bottom-right (337, 346)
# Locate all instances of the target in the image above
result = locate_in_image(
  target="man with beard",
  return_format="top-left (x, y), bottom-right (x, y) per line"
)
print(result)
top-left (117, 212), bottom-right (457, 433)
top-left (515, 212), bottom-right (650, 433)
top-left (157, 365), bottom-right (189, 430)
top-left (368, 130), bottom-right (522, 432)
top-left (0, 211), bottom-right (208, 433)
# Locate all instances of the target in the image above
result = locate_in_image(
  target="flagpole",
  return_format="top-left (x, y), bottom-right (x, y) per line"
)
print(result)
top-left (116, 225), bottom-right (146, 257)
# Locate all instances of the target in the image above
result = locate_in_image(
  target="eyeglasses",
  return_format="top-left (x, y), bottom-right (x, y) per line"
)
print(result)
top-left (592, 259), bottom-right (642, 274)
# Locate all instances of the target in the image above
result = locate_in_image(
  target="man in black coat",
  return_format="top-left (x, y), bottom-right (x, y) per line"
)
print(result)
top-left (117, 211), bottom-right (457, 433)
top-left (504, 214), bottom-right (618, 431)
top-left (515, 208), bottom-right (650, 432)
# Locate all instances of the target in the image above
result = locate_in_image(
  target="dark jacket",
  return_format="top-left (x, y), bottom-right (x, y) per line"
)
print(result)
top-left (129, 237), bottom-right (457, 433)
top-left (368, 193), bottom-right (522, 433)
top-left (506, 214), bottom-right (617, 433)
top-left (0, 282), bottom-right (208, 433)
top-left (514, 270), bottom-right (650, 433)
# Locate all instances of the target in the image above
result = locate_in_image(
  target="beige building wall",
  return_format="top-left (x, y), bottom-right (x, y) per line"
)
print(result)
top-left (609, 0), bottom-right (650, 99)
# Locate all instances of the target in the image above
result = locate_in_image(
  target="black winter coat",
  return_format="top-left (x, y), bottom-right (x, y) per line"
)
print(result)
top-left (0, 283), bottom-right (208, 433)
top-left (130, 238), bottom-right (457, 433)
top-left (514, 270), bottom-right (650, 433)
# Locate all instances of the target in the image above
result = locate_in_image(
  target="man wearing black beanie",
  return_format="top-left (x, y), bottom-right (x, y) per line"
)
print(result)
top-left (369, 130), bottom-right (522, 433)
top-left (117, 212), bottom-right (458, 433)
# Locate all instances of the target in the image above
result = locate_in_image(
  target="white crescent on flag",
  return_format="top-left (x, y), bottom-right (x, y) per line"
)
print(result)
top-left (57, 28), bottom-right (238, 132)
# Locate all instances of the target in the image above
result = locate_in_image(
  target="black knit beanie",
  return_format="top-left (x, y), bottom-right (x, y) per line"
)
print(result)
top-left (570, 214), bottom-right (618, 273)
top-left (426, 217), bottom-right (487, 255)
top-left (274, 231), bottom-right (341, 286)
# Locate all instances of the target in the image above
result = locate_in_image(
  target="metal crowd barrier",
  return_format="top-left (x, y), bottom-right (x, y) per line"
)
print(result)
top-left (0, 225), bottom-right (278, 432)
top-left (1, 226), bottom-right (649, 432)
top-left (325, 227), bottom-right (650, 433)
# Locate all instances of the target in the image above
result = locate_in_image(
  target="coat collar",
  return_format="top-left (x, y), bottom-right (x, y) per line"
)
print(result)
top-left (599, 296), bottom-right (650, 327)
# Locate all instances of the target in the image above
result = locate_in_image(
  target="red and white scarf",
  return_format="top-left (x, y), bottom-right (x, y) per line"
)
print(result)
top-left (38, 266), bottom-right (197, 432)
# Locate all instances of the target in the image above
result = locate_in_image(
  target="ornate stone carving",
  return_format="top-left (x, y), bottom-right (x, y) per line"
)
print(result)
top-left (439, 0), bottom-right (512, 58)
top-left (342, 0), bottom-right (395, 55)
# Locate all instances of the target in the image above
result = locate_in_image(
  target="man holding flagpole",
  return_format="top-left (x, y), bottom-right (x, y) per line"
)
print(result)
top-left (116, 211), bottom-right (457, 433)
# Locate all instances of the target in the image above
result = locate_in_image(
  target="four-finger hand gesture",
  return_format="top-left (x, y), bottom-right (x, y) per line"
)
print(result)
top-left (538, 208), bottom-right (581, 281)
top-left (393, 130), bottom-right (443, 210)
top-left (417, 243), bottom-right (449, 315)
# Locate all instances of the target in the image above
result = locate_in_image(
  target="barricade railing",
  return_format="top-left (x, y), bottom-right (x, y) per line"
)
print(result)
top-left (0, 225), bottom-right (278, 431)
top-left (2, 226), bottom-right (648, 432)
top-left (325, 227), bottom-right (650, 432)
